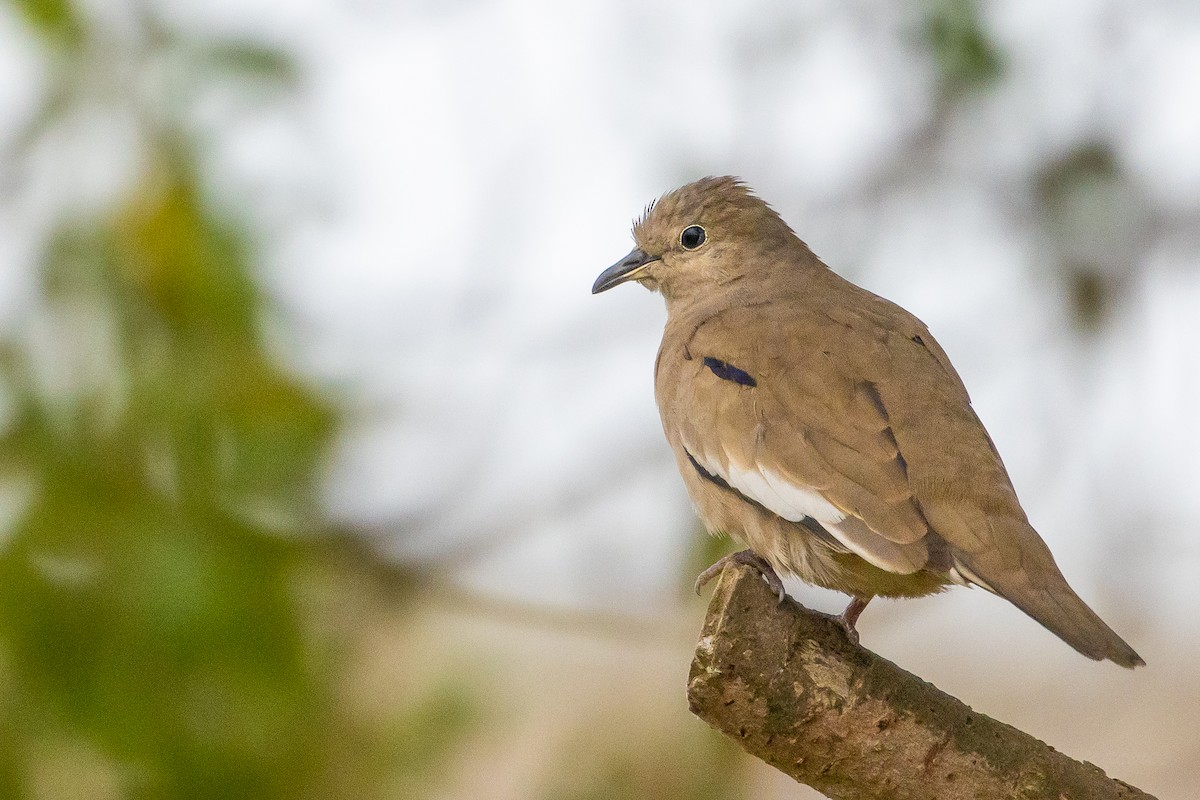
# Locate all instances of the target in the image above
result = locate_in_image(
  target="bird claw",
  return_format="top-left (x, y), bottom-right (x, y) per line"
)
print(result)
top-left (812, 596), bottom-right (871, 645)
top-left (693, 554), bottom-right (873, 646)
top-left (838, 617), bottom-right (861, 646)
top-left (695, 549), bottom-right (787, 604)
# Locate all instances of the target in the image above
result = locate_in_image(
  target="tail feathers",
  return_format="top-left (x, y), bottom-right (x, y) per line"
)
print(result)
top-left (966, 553), bottom-right (1143, 668)
top-left (947, 514), bottom-right (1144, 668)
top-left (998, 577), bottom-right (1144, 668)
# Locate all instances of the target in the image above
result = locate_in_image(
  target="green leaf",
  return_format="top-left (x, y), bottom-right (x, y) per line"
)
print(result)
top-left (9, 0), bottom-right (83, 48)
top-left (924, 0), bottom-right (1003, 95)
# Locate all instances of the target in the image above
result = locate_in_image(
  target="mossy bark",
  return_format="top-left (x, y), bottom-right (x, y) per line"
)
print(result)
top-left (687, 564), bottom-right (1154, 800)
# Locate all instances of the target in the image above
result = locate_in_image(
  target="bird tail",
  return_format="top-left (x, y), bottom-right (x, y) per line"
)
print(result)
top-left (1000, 575), bottom-right (1144, 668)
top-left (961, 523), bottom-right (1144, 669)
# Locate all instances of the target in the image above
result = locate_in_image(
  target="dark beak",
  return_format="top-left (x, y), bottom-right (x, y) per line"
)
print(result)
top-left (592, 248), bottom-right (659, 294)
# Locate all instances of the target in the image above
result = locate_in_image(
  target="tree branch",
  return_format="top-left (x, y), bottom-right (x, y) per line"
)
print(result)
top-left (687, 564), bottom-right (1155, 800)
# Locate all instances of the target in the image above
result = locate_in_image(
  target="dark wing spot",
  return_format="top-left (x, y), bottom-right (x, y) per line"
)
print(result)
top-left (910, 334), bottom-right (925, 346)
top-left (702, 356), bottom-right (756, 387)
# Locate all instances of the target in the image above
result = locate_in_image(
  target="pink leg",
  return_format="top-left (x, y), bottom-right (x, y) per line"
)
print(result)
top-left (835, 596), bottom-right (872, 644)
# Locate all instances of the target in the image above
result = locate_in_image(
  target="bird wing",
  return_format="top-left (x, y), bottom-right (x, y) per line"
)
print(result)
top-left (666, 281), bottom-right (1139, 659)
top-left (660, 293), bottom-right (936, 575)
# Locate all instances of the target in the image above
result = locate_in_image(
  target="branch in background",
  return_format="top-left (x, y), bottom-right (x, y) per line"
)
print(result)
top-left (323, 532), bottom-right (694, 645)
top-left (687, 565), bottom-right (1155, 800)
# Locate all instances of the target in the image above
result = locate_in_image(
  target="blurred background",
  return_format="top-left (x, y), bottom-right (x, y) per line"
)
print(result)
top-left (0, 0), bottom-right (1197, 798)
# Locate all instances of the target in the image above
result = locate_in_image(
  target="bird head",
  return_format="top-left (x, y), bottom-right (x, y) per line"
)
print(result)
top-left (592, 176), bottom-right (805, 304)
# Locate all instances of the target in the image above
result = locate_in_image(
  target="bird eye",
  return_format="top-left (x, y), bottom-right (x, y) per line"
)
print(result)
top-left (680, 225), bottom-right (706, 250)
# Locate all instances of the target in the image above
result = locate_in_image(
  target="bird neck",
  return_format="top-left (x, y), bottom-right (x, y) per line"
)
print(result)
top-left (660, 239), bottom-right (824, 317)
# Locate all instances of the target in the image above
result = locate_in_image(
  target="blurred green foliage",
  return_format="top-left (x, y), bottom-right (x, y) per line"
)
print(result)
top-left (924, 0), bottom-right (1003, 95)
top-left (1035, 143), bottom-right (1147, 333)
top-left (0, 3), bottom-right (474, 797)
top-left (9, 0), bottom-right (81, 47)
top-left (0, 151), bottom-right (332, 799)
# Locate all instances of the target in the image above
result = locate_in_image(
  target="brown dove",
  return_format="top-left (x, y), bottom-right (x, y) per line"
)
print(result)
top-left (592, 176), bottom-right (1142, 668)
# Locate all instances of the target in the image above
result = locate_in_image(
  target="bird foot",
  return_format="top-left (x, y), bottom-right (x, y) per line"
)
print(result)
top-left (811, 596), bottom-right (872, 645)
top-left (695, 549), bottom-right (787, 604)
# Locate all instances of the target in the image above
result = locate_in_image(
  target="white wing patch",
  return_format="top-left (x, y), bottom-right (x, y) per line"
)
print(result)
top-left (720, 456), bottom-right (845, 524)
top-left (683, 441), bottom-right (842, 523)
top-left (685, 440), bottom-right (927, 576)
